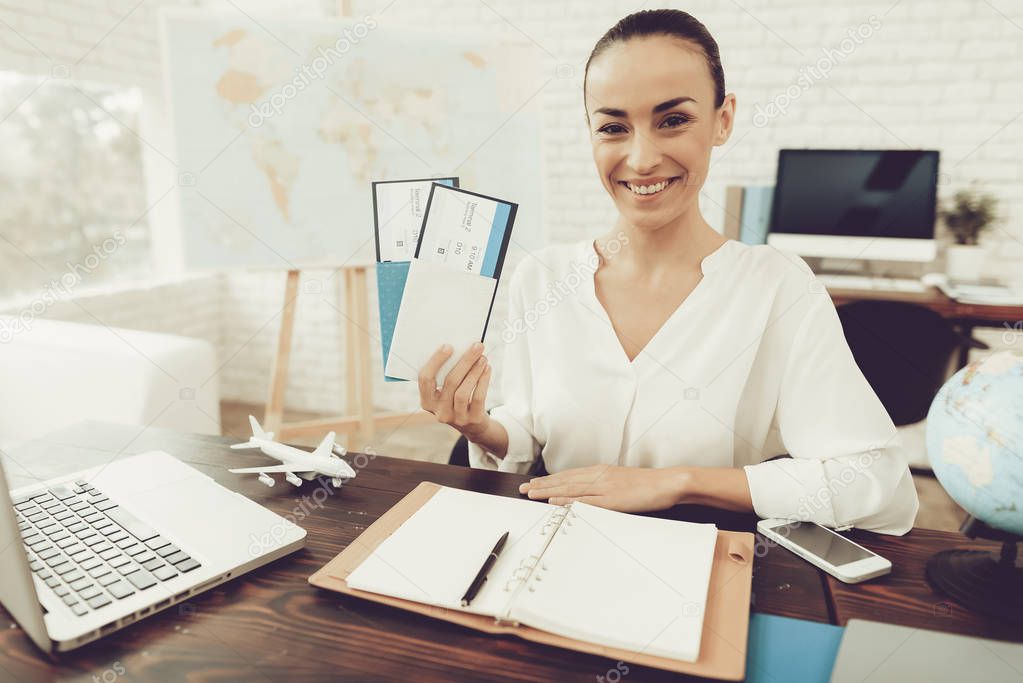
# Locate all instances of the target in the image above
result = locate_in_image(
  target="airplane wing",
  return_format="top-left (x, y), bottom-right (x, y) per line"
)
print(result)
top-left (228, 464), bottom-right (316, 474)
top-left (229, 443), bottom-right (261, 450)
top-left (311, 431), bottom-right (337, 459)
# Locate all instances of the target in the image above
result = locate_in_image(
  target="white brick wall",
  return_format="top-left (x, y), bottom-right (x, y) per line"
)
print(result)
top-left (3, 0), bottom-right (1022, 418)
top-left (0, 273), bottom-right (222, 351)
top-left (0, 0), bottom-right (175, 85)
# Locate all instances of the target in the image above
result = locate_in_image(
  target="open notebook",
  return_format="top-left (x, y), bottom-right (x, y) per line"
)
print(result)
top-left (344, 486), bottom-right (719, 663)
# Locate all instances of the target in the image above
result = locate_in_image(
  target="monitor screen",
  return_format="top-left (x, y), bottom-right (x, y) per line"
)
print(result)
top-left (769, 149), bottom-right (939, 240)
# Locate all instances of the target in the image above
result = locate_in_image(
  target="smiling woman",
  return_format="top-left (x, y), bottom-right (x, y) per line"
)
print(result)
top-left (583, 9), bottom-right (731, 235)
top-left (418, 9), bottom-right (920, 536)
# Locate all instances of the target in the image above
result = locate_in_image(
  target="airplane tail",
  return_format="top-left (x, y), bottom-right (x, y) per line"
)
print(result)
top-left (248, 415), bottom-right (267, 438)
top-left (248, 415), bottom-right (274, 441)
top-left (231, 415), bottom-right (274, 449)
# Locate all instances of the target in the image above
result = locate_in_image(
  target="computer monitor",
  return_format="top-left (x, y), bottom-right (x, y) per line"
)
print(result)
top-left (766, 149), bottom-right (939, 262)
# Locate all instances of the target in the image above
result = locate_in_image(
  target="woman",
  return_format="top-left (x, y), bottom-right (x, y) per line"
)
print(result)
top-left (417, 9), bottom-right (918, 534)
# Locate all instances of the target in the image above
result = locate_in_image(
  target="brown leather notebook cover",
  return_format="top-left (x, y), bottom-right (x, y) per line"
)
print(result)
top-left (309, 482), bottom-right (754, 679)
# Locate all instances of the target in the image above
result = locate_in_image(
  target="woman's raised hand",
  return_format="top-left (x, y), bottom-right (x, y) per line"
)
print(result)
top-left (418, 342), bottom-right (492, 439)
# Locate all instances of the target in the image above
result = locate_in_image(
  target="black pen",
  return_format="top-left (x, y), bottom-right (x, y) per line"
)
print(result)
top-left (460, 531), bottom-right (510, 607)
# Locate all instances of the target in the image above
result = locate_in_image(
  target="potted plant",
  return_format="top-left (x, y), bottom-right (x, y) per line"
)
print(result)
top-left (938, 187), bottom-right (998, 282)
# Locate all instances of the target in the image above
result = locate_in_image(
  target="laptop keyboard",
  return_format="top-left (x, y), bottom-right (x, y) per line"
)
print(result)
top-left (13, 480), bottom-right (201, 617)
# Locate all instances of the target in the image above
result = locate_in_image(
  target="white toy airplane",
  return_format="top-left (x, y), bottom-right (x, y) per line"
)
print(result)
top-left (228, 415), bottom-right (356, 488)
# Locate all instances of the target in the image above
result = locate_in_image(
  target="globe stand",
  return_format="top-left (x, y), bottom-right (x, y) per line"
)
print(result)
top-left (925, 516), bottom-right (1023, 623)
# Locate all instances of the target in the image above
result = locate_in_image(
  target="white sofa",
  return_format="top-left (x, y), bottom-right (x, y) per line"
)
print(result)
top-left (0, 316), bottom-right (220, 449)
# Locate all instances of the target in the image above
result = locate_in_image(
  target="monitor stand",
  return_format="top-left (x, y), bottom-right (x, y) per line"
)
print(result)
top-left (813, 257), bottom-right (869, 275)
top-left (807, 256), bottom-right (926, 281)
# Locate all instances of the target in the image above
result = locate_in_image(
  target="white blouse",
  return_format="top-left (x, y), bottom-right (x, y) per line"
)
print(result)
top-left (468, 238), bottom-right (919, 535)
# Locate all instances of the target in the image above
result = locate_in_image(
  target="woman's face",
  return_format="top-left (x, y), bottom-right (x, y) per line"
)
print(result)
top-left (585, 36), bottom-right (735, 232)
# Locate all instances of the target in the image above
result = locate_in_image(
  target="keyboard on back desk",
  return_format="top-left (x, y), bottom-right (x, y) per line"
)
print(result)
top-left (13, 480), bottom-right (201, 617)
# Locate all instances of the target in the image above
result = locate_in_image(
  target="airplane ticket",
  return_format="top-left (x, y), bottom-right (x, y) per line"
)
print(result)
top-left (414, 183), bottom-right (517, 278)
top-left (372, 177), bottom-right (458, 262)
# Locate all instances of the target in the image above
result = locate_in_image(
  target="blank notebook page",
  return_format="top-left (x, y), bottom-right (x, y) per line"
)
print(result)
top-left (344, 487), bottom-right (556, 617)
top-left (507, 502), bottom-right (718, 663)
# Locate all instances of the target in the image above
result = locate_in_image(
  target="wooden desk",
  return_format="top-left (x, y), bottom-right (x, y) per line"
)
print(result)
top-left (0, 423), bottom-right (1017, 682)
top-left (829, 286), bottom-right (1023, 326)
top-left (827, 528), bottom-right (1023, 642)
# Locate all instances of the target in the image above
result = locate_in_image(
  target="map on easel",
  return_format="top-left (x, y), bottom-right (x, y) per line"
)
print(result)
top-left (160, 9), bottom-right (546, 270)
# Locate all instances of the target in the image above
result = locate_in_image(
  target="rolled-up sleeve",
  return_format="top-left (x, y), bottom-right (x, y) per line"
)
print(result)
top-left (743, 292), bottom-right (919, 535)
top-left (467, 265), bottom-right (542, 473)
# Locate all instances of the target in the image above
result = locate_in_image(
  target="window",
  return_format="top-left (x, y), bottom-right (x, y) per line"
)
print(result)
top-left (0, 71), bottom-right (152, 304)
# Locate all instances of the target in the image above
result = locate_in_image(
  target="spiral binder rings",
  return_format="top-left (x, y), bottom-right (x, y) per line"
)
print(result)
top-left (502, 507), bottom-right (575, 598)
top-left (540, 506), bottom-right (572, 536)
top-left (309, 482), bottom-right (755, 679)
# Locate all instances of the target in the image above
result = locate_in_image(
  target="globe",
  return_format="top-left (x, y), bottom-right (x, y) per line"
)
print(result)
top-left (926, 350), bottom-right (1023, 537)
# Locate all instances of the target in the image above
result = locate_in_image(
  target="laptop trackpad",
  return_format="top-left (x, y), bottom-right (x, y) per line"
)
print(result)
top-left (90, 451), bottom-right (304, 568)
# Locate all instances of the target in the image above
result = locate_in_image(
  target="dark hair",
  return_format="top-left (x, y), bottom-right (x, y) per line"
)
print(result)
top-left (583, 9), bottom-right (726, 112)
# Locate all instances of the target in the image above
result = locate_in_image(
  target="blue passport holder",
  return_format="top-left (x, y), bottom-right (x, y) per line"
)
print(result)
top-left (376, 260), bottom-right (412, 382)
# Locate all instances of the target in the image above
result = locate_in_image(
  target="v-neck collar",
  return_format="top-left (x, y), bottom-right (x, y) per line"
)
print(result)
top-left (580, 238), bottom-right (734, 368)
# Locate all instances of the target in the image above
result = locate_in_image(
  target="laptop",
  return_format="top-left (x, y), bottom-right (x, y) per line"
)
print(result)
top-left (1, 450), bottom-right (306, 653)
top-left (830, 619), bottom-right (1023, 683)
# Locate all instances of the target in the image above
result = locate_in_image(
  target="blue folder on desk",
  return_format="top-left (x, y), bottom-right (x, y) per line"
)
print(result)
top-left (745, 613), bottom-right (845, 683)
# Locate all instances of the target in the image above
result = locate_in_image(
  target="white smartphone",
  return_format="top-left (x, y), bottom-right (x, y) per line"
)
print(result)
top-left (757, 518), bottom-right (892, 584)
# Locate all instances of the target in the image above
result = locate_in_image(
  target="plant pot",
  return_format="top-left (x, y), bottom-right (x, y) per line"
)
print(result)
top-left (945, 244), bottom-right (986, 283)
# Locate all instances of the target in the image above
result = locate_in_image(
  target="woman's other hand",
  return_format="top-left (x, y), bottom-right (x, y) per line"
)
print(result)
top-left (519, 465), bottom-right (688, 512)
top-left (418, 342), bottom-right (492, 440)
top-left (520, 465), bottom-right (753, 514)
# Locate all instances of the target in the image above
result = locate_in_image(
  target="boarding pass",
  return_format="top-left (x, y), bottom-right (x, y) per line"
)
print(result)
top-left (372, 177), bottom-right (458, 262)
top-left (414, 184), bottom-right (516, 278)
